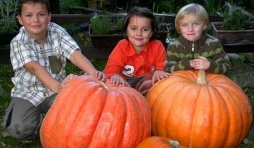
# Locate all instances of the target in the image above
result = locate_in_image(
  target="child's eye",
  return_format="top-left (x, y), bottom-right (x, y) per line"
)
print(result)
top-left (142, 28), bottom-right (149, 32)
top-left (130, 27), bottom-right (136, 31)
top-left (40, 13), bottom-right (45, 16)
top-left (181, 24), bottom-right (188, 27)
top-left (25, 14), bottom-right (32, 17)
top-left (194, 22), bottom-right (202, 26)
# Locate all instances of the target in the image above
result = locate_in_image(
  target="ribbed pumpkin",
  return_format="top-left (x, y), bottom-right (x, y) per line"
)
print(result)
top-left (146, 70), bottom-right (253, 148)
top-left (136, 136), bottom-right (187, 148)
top-left (40, 75), bottom-right (151, 148)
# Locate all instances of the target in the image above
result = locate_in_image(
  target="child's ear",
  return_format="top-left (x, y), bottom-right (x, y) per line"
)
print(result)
top-left (17, 15), bottom-right (24, 26)
top-left (48, 13), bottom-right (52, 22)
top-left (150, 31), bottom-right (153, 38)
top-left (203, 24), bottom-right (207, 30)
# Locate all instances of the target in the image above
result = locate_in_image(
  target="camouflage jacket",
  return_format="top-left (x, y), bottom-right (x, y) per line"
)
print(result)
top-left (165, 33), bottom-right (232, 74)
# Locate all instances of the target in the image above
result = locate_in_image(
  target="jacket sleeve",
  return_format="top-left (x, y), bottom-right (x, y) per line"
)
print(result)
top-left (165, 44), bottom-right (193, 73)
top-left (206, 42), bottom-right (232, 74)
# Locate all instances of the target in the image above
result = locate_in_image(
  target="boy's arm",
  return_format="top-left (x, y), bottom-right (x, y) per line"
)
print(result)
top-left (69, 50), bottom-right (98, 75)
top-left (165, 49), bottom-right (193, 73)
top-left (206, 46), bottom-right (232, 74)
top-left (69, 50), bottom-right (107, 81)
top-left (25, 61), bottom-right (61, 93)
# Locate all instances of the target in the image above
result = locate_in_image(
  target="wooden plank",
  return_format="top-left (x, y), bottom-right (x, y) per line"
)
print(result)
top-left (80, 45), bottom-right (111, 60)
top-left (51, 14), bottom-right (91, 24)
top-left (51, 13), bottom-right (222, 24)
top-left (223, 43), bottom-right (254, 53)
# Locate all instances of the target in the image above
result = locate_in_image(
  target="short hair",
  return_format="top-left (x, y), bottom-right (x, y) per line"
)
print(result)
top-left (18, 0), bottom-right (51, 15)
top-left (175, 3), bottom-right (209, 33)
top-left (123, 6), bottom-right (157, 40)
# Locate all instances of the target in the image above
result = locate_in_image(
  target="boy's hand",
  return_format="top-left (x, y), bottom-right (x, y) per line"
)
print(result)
top-left (94, 71), bottom-right (107, 82)
top-left (60, 74), bottom-right (77, 91)
top-left (190, 56), bottom-right (210, 70)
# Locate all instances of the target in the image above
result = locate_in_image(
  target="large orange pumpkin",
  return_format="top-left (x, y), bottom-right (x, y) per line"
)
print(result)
top-left (40, 75), bottom-right (151, 148)
top-left (146, 70), bottom-right (253, 148)
top-left (136, 136), bottom-right (187, 148)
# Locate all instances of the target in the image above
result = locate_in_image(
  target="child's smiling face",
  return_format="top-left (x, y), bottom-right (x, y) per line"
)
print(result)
top-left (179, 13), bottom-right (207, 42)
top-left (126, 15), bottom-right (153, 53)
top-left (18, 2), bottom-right (51, 43)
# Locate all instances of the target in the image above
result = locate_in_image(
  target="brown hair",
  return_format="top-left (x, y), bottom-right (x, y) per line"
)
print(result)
top-left (123, 6), bottom-right (158, 40)
top-left (18, 0), bottom-right (50, 15)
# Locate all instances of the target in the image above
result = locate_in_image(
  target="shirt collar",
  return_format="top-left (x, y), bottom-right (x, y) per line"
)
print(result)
top-left (178, 32), bottom-right (207, 48)
top-left (126, 40), bottom-right (148, 56)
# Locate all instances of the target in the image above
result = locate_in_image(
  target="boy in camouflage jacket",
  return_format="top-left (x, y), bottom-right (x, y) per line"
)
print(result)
top-left (165, 3), bottom-right (231, 74)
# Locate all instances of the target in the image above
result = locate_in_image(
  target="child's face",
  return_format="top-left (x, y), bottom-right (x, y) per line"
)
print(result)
top-left (179, 13), bottom-right (207, 42)
top-left (126, 15), bottom-right (153, 52)
top-left (18, 2), bottom-right (51, 41)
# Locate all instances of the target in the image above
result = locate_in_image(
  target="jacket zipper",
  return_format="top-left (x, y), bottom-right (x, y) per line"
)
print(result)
top-left (192, 43), bottom-right (195, 59)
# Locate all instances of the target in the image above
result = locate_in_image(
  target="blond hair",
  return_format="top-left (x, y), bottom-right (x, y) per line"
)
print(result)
top-left (175, 3), bottom-right (209, 33)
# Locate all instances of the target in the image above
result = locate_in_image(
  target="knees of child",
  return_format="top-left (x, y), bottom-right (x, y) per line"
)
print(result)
top-left (4, 114), bottom-right (43, 140)
top-left (5, 122), bottom-right (39, 139)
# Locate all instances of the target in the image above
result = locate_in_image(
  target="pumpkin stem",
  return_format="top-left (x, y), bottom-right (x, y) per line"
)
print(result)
top-left (98, 81), bottom-right (109, 89)
top-left (168, 140), bottom-right (179, 148)
top-left (196, 69), bottom-right (207, 85)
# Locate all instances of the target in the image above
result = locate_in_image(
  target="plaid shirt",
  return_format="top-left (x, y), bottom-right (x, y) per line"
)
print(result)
top-left (10, 22), bottom-right (80, 106)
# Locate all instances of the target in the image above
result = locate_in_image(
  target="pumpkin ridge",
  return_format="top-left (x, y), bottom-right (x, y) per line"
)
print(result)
top-left (218, 87), bottom-right (242, 147)
top-left (40, 75), bottom-right (151, 148)
top-left (215, 83), bottom-right (252, 147)
top-left (146, 70), bottom-right (253, 148)
top-left (206, 86), bottom-right (228, 147)
top-left (67, 84), bottom-right (108, 146)
top-left (189, 85), bottom-right (216, 147)
top-left (120, 87), bottom-right (151, 140)
top-left (172, 84), bottom-right (202, 145)
top-left (56, 79), bottom-right (104, 146)
top-left (119, 89), bottom-right (145, 147)
top-left (212, 77), bottom-right (252, 147)
top-left (150, 83), bottom-right (174, 136)
top-left (40, 77), bottom-right (89, 147)
top-left (88, 91), bottom-right (126, 147)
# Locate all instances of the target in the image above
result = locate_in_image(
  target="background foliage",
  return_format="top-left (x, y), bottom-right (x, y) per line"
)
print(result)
top-left (59, 0), bottom-right (254, 14)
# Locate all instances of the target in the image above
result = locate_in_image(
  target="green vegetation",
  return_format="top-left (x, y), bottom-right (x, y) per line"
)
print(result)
top-left (90, 15), bottom-right (125, 35)
top-left (0, 0), bottom-right (19, 33)
top-left (90, 16), bottom-right (112, 35)
top-left (217, 2), bottom-right (249, 30)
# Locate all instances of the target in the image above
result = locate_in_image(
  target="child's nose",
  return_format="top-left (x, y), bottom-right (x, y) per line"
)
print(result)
top-left (136, 29), bottom-right (142, 36)
top-left (188, 25), bottom-right (194, 31)
top-left (32, 15), bottom-right (39, 22)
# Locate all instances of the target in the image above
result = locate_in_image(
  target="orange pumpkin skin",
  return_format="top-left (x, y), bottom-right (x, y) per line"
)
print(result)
top-left (40, 75), bottom-right (151, 148)
top-left (136, 136), bottom-right (187, 148)
top-left (146, 70), bottom-right (253, 148)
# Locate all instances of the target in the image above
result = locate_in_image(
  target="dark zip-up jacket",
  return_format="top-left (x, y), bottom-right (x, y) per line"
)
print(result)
top-left (165, 33), bottom-right (232, 74)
